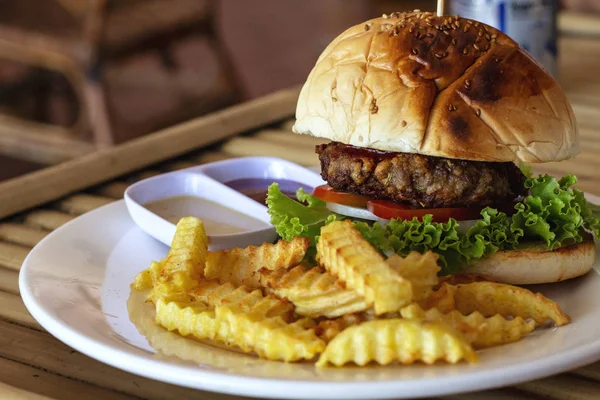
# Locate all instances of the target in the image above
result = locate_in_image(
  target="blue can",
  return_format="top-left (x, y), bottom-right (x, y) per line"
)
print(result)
top-left (449, 0), bottom-right (557, 75)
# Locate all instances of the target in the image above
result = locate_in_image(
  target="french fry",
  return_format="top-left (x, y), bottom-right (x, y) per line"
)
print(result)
top-left (452, 282), bottom-right (571, 326)
top-left (152, 217), bottom-right (208, 300)
top-left (258, 266), bottom-right (367, 318)
top-left (386, 252), bottom-right (440, 301)
top-left (400, 303), bottom-right (536, 348)
top-left (418, 282), bottom-right (457, 313)
top-left (317, 220), bottom-right (412, 314)
top-left (316, 319), bottom-right (477, 367)
top-left (132, 260), bottom-right (164, 292)
top-left (205, 237), bottom-right (310, 289)
top-left (155, 298), bottom-right (325, 362)
top-left (188, 280), bottom-right (294, 322)
top-left (315, 313), bottom-right (366, 342)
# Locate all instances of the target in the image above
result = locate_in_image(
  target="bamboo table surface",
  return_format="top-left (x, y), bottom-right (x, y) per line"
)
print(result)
top-left (1, 17), bottom-right (600, 400)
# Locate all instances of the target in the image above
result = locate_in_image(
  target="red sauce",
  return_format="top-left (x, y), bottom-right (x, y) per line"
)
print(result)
top-left (316, 142), bottom-right (396, 161)
top-left (224, 178), bottom-right (312, 205)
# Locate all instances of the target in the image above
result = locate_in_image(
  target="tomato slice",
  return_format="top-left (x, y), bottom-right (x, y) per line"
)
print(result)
top-left (313, 185), bottom-right (368, 208)
top-left (367, 200), bottom-right (482, 222)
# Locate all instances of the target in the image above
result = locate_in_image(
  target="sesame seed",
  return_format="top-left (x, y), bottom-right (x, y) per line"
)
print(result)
top-left (364, 23), bottom-right (372, 31)
top-left (478, 30), bottom-right (484, 37)
top-left (448, 104), bottom-right (456, 111)
top-left (467, 20), bottom-right (473, 25)
top-left (474, 22), bottom-right (480, 27)
top-left (382, 13), bottom-right (389, 18)
top-left (465, 79), bottom-right (472, 88)
top-left (473, 43), bottom-right (480, 50)
top-left (435, 53), bottom-right (443, 59)
top-left (491, 33), bottom-right (498, 39)
top-left (495, 58), bottom-right (502, 63)
top-left (485, 44), bottom-right (490, 51)
top-left (464, 25), bottom-right (470, 33)
top-left (413, 9), bottom-right (421, 12)
top-left (452, 38), bottom-right (457, 44)
top-left (411, 47), bottom-right (419, 55)
top-left (426, 33), bottom-right (434, 38)
top-left (476, 109), bottom-right (481, 117)
top-left (443, 30), bottom-right (450, 35)
top-left (475, 37), bottom-right (481, 43)
top-left (401, 120), bottom-right (407, 127)
top-left (409, 26), bottom-right (415, 33)
top-left (485, 34), bottom-right (491, 40)
top-left (463, 47), bottom-right (469, 55)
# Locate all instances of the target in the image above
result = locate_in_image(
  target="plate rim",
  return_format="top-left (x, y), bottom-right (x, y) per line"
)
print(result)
top-left (18, 198), bottom-right (600, 399)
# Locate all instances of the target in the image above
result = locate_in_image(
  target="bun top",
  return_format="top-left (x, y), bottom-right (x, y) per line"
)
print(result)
top-left (293, 12), bottom-right (579, 163)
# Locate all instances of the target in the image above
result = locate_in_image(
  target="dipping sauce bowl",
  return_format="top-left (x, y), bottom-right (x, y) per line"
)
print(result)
top-left (124, 157), bottom-right (324, 250)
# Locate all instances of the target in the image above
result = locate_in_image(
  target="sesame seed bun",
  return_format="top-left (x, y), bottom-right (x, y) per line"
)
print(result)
top-left (461, 239), bottom-right (596, 284)
top-left (293, 11), bottom-right (579, 163)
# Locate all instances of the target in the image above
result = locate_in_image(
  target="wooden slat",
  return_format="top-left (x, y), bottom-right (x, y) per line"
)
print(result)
top-left (92, 181), bottom-right (129, 199)
top-left (220, 137), bottom-right (318, 166)
top-left (128, 169), bottom-right (163, 182)
top-left (253, 129), bottom-right (327, 148)
top-left (23, 211), bottom-right (74, 231)
top-left (515, 374), bottom-right (600, 400)
top-left (0, 357), bottom-right (136, 400)
top-left (0, 321), bottom-right (252, 400)
top-left (559, 11), bottom-right (600, 37)
top-left (0, 291), bottom-right (41, 329)
top-left (0, 268), bottom-right (20, 294)
top-left (279, 119), bottom-right (295, 132)
top-left (0, 242), bottom-right (30, 271)
top-left (444, 388), bottom-right (537, 400)
top-left (188, 151), bottom-right (234, 164)
top-left (572, 362), bottom-right (600, 381)
top-left (0, 115), bottom-right (95, 165)
top-left (162, 160), bottom-right (198, 172)
top-left (0, 381), bottom-right (55, 400)
top-left (55, 194), bottom-right (114, 215)
top-left (0, 86), bottom-right (300, 220)
top-left (0, 224), bottom-right (47, 248)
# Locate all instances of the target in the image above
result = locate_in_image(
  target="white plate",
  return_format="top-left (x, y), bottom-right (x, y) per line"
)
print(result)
top-left (19, 197), bottom-right (600, 399)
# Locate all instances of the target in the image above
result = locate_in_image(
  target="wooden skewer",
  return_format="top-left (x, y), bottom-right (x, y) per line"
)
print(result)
top-left (437, 0), bottom-right (446, 16)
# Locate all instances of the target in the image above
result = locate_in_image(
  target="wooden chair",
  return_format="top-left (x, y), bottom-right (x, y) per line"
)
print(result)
top-left (0, 0), bottom-right (241, 165)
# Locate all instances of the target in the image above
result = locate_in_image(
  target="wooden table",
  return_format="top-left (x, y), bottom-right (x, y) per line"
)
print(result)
top-left (0, 12), bottom-right (599, 400)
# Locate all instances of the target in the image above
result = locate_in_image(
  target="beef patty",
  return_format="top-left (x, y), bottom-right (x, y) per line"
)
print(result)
top-left (316, 142), bottom-right (526, 209)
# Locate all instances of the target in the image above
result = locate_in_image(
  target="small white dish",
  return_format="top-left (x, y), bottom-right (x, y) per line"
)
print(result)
top-left (124, 157), bottom-right (324, 250)
top-left (19, 194), bottom-right (600, 400)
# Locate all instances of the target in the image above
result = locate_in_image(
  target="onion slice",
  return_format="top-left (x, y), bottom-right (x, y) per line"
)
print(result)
top-left (327, 202), bottom-right (481, 231)
top-left (326, 202), bottom-right (387, 222)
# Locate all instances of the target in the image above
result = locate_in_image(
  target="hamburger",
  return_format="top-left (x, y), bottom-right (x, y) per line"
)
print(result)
top-left (267, 11), bottom-right (599, 284)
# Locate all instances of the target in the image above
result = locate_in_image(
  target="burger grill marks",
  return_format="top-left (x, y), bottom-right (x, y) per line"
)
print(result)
top-left (316, 142), bottom-right (526, 209)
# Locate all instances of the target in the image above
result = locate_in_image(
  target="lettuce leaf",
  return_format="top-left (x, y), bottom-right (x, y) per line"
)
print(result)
top-left (266, 184), bottom-right (338, 245)
top-left (266, 174), bottom-right (599, 275)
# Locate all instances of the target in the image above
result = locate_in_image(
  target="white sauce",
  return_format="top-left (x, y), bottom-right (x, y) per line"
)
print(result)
top-left (144, 196), bottom-right (269, 235)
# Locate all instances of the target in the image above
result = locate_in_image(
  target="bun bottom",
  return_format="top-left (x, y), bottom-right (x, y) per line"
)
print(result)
top-left (461, 239), bottom-right (596, 285)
